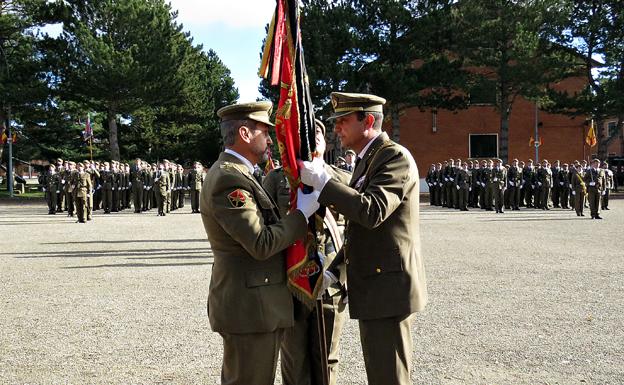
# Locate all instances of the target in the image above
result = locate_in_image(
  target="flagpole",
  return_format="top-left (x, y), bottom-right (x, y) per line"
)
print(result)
top-left (89, 136), bottom-right (93, 161)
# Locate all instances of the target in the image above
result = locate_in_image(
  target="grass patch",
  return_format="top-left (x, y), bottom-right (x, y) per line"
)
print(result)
top-left (0, 188), bottom-right (45, 199)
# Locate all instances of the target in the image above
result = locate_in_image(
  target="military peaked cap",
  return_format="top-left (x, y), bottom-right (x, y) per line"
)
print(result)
top-left (217, 101), bottom-right (274, 127)
top-left (329, 92), bottom-right (386, 120)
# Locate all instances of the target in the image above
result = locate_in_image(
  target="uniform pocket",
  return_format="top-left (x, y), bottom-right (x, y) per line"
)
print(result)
top-left (245, 270), bottom-right (285, 288)
top-left (361, 246), bottom-right (404, 277)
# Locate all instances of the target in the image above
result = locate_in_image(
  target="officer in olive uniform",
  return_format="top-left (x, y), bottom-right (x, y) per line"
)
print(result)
top-left (131, 159), bottom-right (145, 213)
top-left (187, 161), bottom-right (204, 213)
top-left (584, 158), bottom-right (606, 219)
top-left (101, 162), bottom-right (113, 213)
top-left (74, 162), bottom-right (93, 223)
top-left (523, 160), bottom-right (536, 208)
top-left (536, 160), bottom-right (553, 210)
top-left (571, 163), bottom-right (587, 216)
top-left (506, 159), bottom-right (521, 210)
top-left (601, 162), bottom-right (614, 210)
top-left (264, 119), bottom-right (350, 385)
top-left (44, 164), bottom-right (60, 214)
top-left (491, 158), bottom-right (507, 213)
top-left (201, 101), bottom-right (319, 385)
top-left (455, 161), bottom-right (470, 211)
top-left (300, 92), bottom-right (427, 385)
top-left (154, 162), bottom-right (170, 216)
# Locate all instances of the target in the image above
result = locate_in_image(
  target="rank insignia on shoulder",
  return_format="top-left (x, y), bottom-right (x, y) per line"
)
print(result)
top-left (228, 189), bottom-right (250, 208)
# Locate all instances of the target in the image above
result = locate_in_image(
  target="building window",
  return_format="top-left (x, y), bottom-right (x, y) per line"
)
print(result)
top-left (469, 134), bottom-right (498, 158)
top-left (469, 80), bottom-right (497, 105)
top-left (607, 121), bottom-right (618, 137)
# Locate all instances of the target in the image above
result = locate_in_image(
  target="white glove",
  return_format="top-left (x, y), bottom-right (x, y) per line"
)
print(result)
top-left (560, 182), bottom-right (564, 186)
top-left (318, 270), bottom-right (338, 299)
top-left (572, 191), bottom-right (576, 195)
top-left (538, 182), bottom-right (542, 186)
top-left (299, 158), bottom-right (331, 191)
top-left (56, 190), bottom-right (60, 194)
top-left (509, 182), bottom-right (514, 186)
top-left (296, 188), bottom-right (320, 220)
top-left (569, 184), bottom-right (572, 188)
top-left (601, 191), bottom-right (606, 196)
top-left (42, 187), bottom-right (46, 192)
top-left (456, 185), bottom-right (460, 190)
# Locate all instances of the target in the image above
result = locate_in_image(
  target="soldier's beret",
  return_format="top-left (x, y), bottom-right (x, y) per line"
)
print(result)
top-left (217, 101), bottom-right (275, 127)
top-left (329, 92), bottom-right (386, 120)
top-left (56, 158), bottom-right (63, 163)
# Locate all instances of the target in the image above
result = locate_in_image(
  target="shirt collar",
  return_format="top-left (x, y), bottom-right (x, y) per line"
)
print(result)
top-left (357, 132), bottom-right (382, 160)
top-left (224, 148), bottom-right (255, 174)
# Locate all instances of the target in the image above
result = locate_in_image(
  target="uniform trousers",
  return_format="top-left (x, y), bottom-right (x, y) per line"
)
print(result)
top-left (190, 189), bottom-right (201, 212)
top-left (133, 186), bottom-right (143, 212)
top-left (143, 188), bottom-right (150, 210)
top-left (601, 189), bottom-right (610, 209)
top-left (551, 185), bottom-right (560, 207)
top-left (102, 189), bottom-right (112, 213)
top-left (178, 189), bottom-right (185, 208)
top-left (219, 329), bottom-right (283, 385)
top-left (574, 190), bottom-right (585, 216)
top-left (559, 187), bottom-right (570, 208)
top-left (458, 187), bottom-right (469, 210)
top-left (359, 313), bottom-right (414, 385)
top-left (524, 185), bottom-right (534, 207)
top-left (65, 190), bottom-right (74, 215)
top-left (493, 186), bottom-right (504, 212)
top-left (46, 190), bottom-right (57, 213)
top-left (281, 294), bottom-right (346, 385)
top-left (539, 186), bottom-right (551, 209)
top-left (587, 190), bottom-right (601, 217)
top-left (75, 196), bottom-right (87, 222)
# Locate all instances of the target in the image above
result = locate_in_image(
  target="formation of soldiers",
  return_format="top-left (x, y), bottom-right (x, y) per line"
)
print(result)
top-left (39, 158), bottom-right (205, 222)
top-left (425, 157), bottom-right (615, 219)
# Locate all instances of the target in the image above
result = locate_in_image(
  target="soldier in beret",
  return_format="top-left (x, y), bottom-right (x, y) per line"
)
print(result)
top-left (74, 162), bottom-right (93, 223)
top-left (299, 92), bottom-right (427, 385)
top-left (201, 101), bottom-right (320, 385)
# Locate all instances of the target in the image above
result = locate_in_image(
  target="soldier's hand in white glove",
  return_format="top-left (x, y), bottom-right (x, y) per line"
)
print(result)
top-left (298, 158), bottom-right (331, 192)
top-left (296, 188), bottom-right (320, 221)
top-left (317, 270), bottom-right (338, 299)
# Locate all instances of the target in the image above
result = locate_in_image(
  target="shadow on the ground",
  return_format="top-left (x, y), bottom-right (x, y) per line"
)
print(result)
top-left (41, 238), bottom-right (207, 245)
top-left (62, 261), bottom-right (212, 269)
top-left (11, 248), bottom-right (212, 259)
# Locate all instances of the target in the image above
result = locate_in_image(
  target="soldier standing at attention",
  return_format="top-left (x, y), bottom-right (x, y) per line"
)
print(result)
top-left (101, 162), bottom-right (113, 214)
top-left (491, 158), bottom-right (507, 213)
top-left (601, 161), bottom-right (613, 210)
top-left (440, 160), bottom-right (449, 207)
top-left (143, 163), bottom-right (153, 212)
top-left (584, 158), bottom-right (606, 219)
top-left (300, 92), bottom-right (427, 385)
top-left (154, 162), bottom-right (170, 216)
top-left (132, 158), bottom-right (144, 213)
top-left (177, 164), bottom-right (186, 209)
top-left (571, 163), bottom-right (587, 217)
top-left (201, 101), bottom-right (318, 385)
top-left (551, 160), bottom-right (561, 208)
top-left (434, 163), bottom-right (444, 206)
top-left (537, 159), bottom-right (553, 210)
top-left (44, 164), bottom-right (60, 214)
top-left (426, 164), bottom-right (436, 205)
top-left (559, 163), bottom-right (571, 209)
top-left (187, 161), bottom-right (204, 213)
top-left (64, 161), bottom-right (77, 217)
top-left (456, 161), bottom-right (470, 211)
top-left (74, 162), bottom-right (93, 223)
top-left (478, 160), bottom-right (488, 209)
top-left (55, 158), bottom-right (65, 212)
top-left (507, 159), bottom-right (521, 210)
top-left (85, 160), bottom-right (99, 220)
top-left (523, 159), bottom-right (536, 208)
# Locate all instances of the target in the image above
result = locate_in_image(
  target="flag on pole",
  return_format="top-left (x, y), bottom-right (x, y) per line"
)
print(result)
top-left (265, 147), bottom-right (276, 174)
top-left (85, 114), bottom-right (92, 139)
top-left (586, 120), bottom-right (597, 147)
top-left (260, 0), bottom-right (323, 308)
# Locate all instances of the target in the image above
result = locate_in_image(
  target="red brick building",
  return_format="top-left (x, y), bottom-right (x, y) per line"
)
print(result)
top-left (386, 76), bottom-right (594, 172)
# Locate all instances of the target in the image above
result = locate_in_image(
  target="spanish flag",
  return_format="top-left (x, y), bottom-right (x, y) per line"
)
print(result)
top-left (586, 121), bottom-right (597, 147)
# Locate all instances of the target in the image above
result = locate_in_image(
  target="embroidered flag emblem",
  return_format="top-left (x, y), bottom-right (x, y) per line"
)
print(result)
top-left (228, 189), bottom-right (248, 208)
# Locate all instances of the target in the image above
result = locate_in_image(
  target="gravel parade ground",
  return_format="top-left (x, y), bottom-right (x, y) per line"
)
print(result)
top-left (1, 199), bottom-right (622, 384)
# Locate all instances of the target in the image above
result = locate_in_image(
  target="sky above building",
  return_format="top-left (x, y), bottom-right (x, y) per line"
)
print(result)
top-left (169, 0), bottom-right (276, 103)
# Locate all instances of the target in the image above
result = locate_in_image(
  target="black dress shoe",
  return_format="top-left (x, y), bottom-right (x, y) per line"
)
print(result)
top-left (604, 208), bottom-right (610, 210)
top-left (581, 213), bottom-right (585, 216)
top-left (594, 215), bottom-right (602, 219)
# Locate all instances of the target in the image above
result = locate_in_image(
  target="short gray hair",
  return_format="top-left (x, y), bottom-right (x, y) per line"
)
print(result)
top-left (220, 119), bottom-right (255, 147)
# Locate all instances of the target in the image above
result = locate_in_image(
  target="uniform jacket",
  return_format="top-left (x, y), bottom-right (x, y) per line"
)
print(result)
top-left (75, 171), bottom-right (93, 198)
top-left (188, 169), bottom-right (204, 191)
top-left (154, 170), bottom-right (170, 195)
top-left (323, 132), bottom-right (427, 320)
top-left (537, 167), bottom-right (553, 188)
top-left (491, 167), bottom-right (507, 189)
top-left (456, 168), bottom-right (471, 189)
top-left (507, 166), bottom-right (521, 187)
top-left (583, 168), bottom-right (605, 192)
top-left (200, 152), bottom-right (308, 334)
top-left (100, 170), bottom-right (113, 190)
